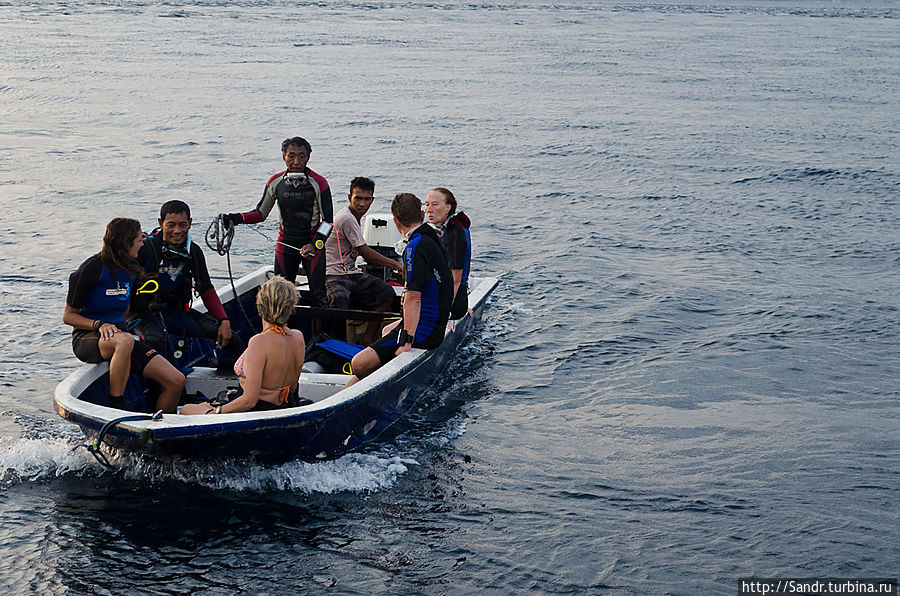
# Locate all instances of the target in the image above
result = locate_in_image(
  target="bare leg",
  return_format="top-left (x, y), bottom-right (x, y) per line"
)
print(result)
top-left (142, 355), bottom-right (186, 413)
top-left (98, 332), bottom-right (135, 397)
top-left (343, 347), bottom-right (383, 388)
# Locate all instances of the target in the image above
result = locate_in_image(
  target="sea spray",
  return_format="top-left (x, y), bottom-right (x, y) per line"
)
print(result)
top-left (118, 452), bottom-right (418, 494)
top-left (0, 436), bottom-right (99, 485)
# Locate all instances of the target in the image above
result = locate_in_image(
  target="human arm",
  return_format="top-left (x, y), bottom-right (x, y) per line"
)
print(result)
top-left (198, 288), bottom-right (229, 324)
top-left (224, 175), bottom-right (281, 226)
top-left (358, 244), bottom-right (402, 271)
top-left (304, 176), bottom-right (332, 258)
top-left (447, 225), bottom-right (468, 301)
top-left (193, 247), bottom-right (231, 347)
top-left (395, 290), bottom-right (421, 356)
top-left (63, 303), bottom-right (120, 340)
top-left (451, 269), bottom-right (463, 301)
top-left (319, 180), bottom-right (333, 224)
top-left (63, 257), bottom-right (121, 340)
top-left (215, 319), bottom-right (232, 348)
top-left (194, 304), bottom-right (234, 348)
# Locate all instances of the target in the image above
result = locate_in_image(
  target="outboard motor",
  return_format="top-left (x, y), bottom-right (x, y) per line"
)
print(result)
top-left (362, 213), bottom-right (404, 282)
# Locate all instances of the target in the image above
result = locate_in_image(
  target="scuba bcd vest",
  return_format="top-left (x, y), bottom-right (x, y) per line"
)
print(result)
top-left (274, 171), bottom-right (323, 239)
top-left (139, 229), bottom-right (196, 313)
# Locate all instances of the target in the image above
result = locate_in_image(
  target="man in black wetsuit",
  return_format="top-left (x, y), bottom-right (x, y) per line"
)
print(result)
top-left (129, 200), bottom-right (244, 364)
top-left (344, 193), bottom-right (453, 387)
top-left (222, 137), bottom-right (334, 306)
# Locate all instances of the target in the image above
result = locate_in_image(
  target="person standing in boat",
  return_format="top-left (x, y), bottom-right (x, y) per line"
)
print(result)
top-left (424, 187), bottom-right (471, 320)
top-left (181, 276), bottom-right (306, 414)
top-left (324, 176), bottom-right (402, 342)
top-left (221, 136), bottom-right (334, 307)
top-left (129, 200), bottom-right (244, 365)
top-left (344, 193), bottom-right (453, 387)
top-left (63, 218), bottom-right (185, 413)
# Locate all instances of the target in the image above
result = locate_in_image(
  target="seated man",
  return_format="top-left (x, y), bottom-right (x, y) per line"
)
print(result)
top-left (130, 200), bottom-right (244, 365)
top-left (345, 193), bottom-right (453, 387)
top-left (324, 177), bottom-right (402, 342)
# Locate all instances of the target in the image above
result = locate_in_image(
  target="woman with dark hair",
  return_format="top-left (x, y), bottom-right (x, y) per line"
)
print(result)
top-left (424, 187), bottom-right (472, 319)
top-left (181, 276), bottom-right (306, 415)
top-left (63, 218), bottom-right (185, 413)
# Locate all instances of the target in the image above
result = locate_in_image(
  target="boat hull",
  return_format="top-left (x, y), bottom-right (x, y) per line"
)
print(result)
top-left (54, 269), bottom-right (497, 460)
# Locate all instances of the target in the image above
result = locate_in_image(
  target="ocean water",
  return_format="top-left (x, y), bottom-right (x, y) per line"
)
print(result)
top-left (1, 0), bottom-right (898, 593)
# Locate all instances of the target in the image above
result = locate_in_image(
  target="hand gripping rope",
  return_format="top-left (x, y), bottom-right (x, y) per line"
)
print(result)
top-left (205, 214), bottom-right (257, 333)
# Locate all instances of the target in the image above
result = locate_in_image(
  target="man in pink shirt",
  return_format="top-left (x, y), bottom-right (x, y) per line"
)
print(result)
top-left (324, 177), bottom-right (402, 327)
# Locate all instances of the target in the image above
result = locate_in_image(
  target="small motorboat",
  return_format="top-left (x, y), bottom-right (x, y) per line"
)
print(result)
top-left (54, 259), bottom-right (497, 462)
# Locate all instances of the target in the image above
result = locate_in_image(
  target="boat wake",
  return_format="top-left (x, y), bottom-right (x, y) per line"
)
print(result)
top-left (0, 434), bottom-right (92, 486)
top-left (1, 289), bottom-right (498, 495)
top-left (117, 451), bottom-right (418, 494)
top-left (0, 412), bottom-right (418, 495)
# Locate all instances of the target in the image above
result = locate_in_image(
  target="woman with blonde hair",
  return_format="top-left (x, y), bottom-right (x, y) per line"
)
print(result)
top-left (181, 276), bottom-right (306, 414)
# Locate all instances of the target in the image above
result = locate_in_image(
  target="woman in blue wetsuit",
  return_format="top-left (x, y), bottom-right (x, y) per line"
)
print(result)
top-left (424, 187), bottom-right (471, 319)
top-left (63, 218), bottom-right (185, 413)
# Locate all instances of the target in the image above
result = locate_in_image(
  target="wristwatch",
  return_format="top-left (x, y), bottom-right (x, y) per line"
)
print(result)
top-left (397, 329), bottom-right (415, 346)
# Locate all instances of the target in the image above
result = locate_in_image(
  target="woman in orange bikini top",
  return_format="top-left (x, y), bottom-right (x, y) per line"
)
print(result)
top-left (181, 276), bottom-right (306, 415)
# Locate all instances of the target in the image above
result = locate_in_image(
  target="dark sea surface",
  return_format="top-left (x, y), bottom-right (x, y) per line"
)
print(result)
top-left (1, 0), bottom-right (898, 593)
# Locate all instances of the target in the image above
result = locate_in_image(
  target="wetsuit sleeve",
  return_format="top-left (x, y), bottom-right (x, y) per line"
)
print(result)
top-left (242, 174), bottom-right (281, 225)
top-left (66, 256), bottom-right (103, 309)
top-left (200, 289), bottom-right (227, 321)
top-left (191, 245), bottom-right (215, 295)
top-left (191, 246), bottom-right (227, 320)
top-left (321, 184), bottom-right (333, 224)
top-left (307, 170), bottom-right (332, 225)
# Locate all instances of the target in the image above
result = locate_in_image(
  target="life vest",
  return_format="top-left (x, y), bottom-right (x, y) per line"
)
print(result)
top-left (139, 230), bottom-right (195, 312)
top-left (80, 259), bottom-right (133, 325)
top-left (268, 170), bottom-right (323, 241)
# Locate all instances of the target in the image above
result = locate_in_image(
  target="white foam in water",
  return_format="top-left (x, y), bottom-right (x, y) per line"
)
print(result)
top-left (0, 436), bottom-right (98, 484)
top-left (421, 418), bottom-right (468, 451)
top-left (120, 452), bottom-right (418, 494)
top-left (0, 416), bottom-right (476, 494)
top-left (0, 430), bottom-right (418, 494)
top-left (0, 382), bottom-right (472, 494)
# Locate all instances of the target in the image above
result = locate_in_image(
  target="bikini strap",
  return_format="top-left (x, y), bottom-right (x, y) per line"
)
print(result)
top-left (263, 324), bottom-right (286, 336)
